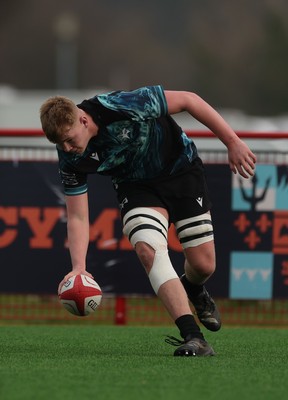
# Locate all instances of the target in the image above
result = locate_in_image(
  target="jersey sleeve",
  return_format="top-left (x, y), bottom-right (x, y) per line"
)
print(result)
top-left (59, 168), bottom-right (88, 196)
top-left (57, 149), bottom-right (88, 196)
top-left (96, 85), bottom-right (168, 121)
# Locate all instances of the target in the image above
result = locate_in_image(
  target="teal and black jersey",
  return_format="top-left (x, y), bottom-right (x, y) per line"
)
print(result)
top-left (57, 85), bottom-right (198, 196)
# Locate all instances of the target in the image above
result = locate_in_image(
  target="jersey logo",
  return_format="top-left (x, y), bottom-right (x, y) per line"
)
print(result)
top-left (90, 152), bottom-right (100, 161)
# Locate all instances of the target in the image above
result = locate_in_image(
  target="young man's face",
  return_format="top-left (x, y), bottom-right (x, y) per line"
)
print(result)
top-left (57, 109), bottom-right (90, 155)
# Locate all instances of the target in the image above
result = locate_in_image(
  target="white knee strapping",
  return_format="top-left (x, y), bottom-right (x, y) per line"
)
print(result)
top-left (148, 249), bottom-right (178, 293)
top-left (123, 207), bottom-right (168, 249)
top-left (175, 212), bottom-right (214, 249)
top-left (123, 207), bottom-right (178, 293)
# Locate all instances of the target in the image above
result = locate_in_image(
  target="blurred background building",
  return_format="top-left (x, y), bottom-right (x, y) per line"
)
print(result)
top-left (0, 0), bottom-right (288, 129)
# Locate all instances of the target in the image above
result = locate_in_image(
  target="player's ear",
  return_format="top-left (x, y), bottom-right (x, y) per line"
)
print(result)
top-left (80, 114), bottom-right (88, 127)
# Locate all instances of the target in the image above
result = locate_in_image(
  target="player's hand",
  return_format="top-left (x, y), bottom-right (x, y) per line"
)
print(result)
top-left (228, 139), bottom-right (256, 179)
top-left (58, 269), bottom-right (94, 295)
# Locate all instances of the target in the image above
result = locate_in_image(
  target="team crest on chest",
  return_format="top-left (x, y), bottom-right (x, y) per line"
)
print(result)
top-left (118, 128), bottom-right (130, 141)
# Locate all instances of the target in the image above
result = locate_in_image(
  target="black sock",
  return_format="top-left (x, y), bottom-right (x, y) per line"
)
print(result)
top-left (181, 275), bottom-right (204, 299)
top-left (175, 314), bottom-right (204, 340)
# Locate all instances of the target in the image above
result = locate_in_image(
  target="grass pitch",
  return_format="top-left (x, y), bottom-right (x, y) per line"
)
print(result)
top-left (0, 325), bottom-right (287, 400)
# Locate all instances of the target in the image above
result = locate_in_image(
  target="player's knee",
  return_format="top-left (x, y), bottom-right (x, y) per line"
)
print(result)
top-left (176, 212), bottom-right (215, 280)
top-left (123, 207), bottom-right (168, 275)
top-left (122, 207), bottom-right (177, 293)
top-left (185, 255), bottom-right (215, 282)
top-left (135, 241), bottom-right (155, 273)
top-left (191, 260), bottom-right (215, 279)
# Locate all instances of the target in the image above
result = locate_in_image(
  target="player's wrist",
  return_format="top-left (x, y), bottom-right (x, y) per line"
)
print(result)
top-left (71, 265), bottom-right (87, 274)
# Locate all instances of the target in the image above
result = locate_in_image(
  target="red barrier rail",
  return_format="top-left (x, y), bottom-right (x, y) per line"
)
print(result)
top-left (0, 129), bottom-right (45, 136)
top-left (1, 129), bottom-right (288, 139)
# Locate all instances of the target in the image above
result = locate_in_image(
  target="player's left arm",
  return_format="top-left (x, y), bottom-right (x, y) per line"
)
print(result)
top-left (164, 90), bottom-right (256, 178)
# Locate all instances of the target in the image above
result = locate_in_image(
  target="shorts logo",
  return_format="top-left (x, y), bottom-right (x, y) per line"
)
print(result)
top-left (196, 197), bottom-right (203, 207)
top-left (119, 197), bottom-right (128, 210)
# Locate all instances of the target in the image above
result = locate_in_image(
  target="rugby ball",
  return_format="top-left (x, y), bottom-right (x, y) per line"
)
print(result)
top-left (59, 274), bottom-right (102, 316)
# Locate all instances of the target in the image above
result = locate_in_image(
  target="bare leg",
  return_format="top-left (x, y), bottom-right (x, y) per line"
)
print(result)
top-left (181, 241), bottom-right (221, 332)
top-left (157, 278), bottom-right (192, 320)
top-left (135, 241), bottom-right (192, 319)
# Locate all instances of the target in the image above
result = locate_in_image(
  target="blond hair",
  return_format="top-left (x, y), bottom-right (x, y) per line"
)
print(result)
top-left (40, 96), bottom-right (78, 143)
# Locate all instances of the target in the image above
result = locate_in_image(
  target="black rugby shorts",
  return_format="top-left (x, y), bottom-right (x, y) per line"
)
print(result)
top-left (115, 157), bottom-right (212, 223)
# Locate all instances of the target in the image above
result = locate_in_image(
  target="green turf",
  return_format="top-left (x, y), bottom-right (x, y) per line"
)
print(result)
top-left (0, 325), bottom-right (287, 400)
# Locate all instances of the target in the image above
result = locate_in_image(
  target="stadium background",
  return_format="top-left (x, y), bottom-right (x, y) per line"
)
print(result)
top-left (1, 129), bottom-right (287, 326)
top-left (0, 0), bottom-right (288, 326)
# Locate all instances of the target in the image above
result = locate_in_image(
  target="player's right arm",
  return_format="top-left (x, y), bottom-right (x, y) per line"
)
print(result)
top-left (165, 90), bottom-right (256, 178)
top-left (58, 192), bottom-right (94, 293)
